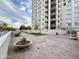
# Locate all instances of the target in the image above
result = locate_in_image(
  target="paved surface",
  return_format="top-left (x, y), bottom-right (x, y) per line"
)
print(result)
top-left (7, 33), bottom-right (79, 59)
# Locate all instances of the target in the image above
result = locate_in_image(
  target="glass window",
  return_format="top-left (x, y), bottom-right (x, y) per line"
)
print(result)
top-left (68, 23), bottom-right (72, 26)
top-left (75, 22), bottom-right (79, 26)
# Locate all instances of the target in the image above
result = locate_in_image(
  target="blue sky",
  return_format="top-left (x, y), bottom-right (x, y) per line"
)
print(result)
top-left (0, 0), bottom-right (32, 28)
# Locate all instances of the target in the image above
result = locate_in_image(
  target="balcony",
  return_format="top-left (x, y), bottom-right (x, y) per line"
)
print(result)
top-left (45, 16), bottom-right (48, 19)
top-left (51, 9), bottom-right (56, 13)
top-left (45, 0), bottom-right (48, 4)
top-left (51, 3), bottom-right (56, 7)
top-left (51, 26), bottom-right (56, 29)
top-left (45, 9), bottom-right (48, 12)
top-left (45, 13), bottom-right (48, 16)
top-left (51, 6), bottom-right (56, 10)
top-left (45, 11), bottom-right (48, 13)
top-left (45, 25), bottom-right (48, 29)
top-left (45, 23), bottom-right (48, 27)
top-left (51, 1), bottom-right (56, 5)
top-left (51, 0), bottom-right (56, 2)
top-left (51, 15), bottom-right (56, 19)
top-left (51, 12), bottom-right (56, 16)
top-left (51, 24), bottom-right (56, 27)
top-left (51, 21), bottom-right (56, 29)
top-left (45, 19), bottom-right (48, 23)
top-left (51, 18), bottom-right (56, 21)
top-left (45, 4), bottom-right (48, 8)
top-left (45, 5), bottom-right (48, 8)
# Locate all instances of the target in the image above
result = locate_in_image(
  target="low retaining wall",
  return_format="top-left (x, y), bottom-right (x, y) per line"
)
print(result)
top-left (21, 29), bottom-right (67, 35)
top-left (0, 31), bottom-right (11, 59)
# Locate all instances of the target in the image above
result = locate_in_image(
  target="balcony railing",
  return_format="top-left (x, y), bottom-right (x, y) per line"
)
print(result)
top-left (51, 18), bottom-right (56, 21)
top-left (45, 5), bottom-right (48, 8)
top-left (45, 9), bottom-right (48, 12)
top-left (51, 1), bottom-right (56, 5)
top-left (45, 11), bottom-right (48, 13)
top-left (51, 7), bottom-right (56, 10)
top-left (51, 9), bottom-right (56, 13)
top-left (51, 12), bottom-right (56, 16)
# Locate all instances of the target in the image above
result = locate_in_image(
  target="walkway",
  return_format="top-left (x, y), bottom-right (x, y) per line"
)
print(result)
top-left (7, 33), bottom-right (79, 59)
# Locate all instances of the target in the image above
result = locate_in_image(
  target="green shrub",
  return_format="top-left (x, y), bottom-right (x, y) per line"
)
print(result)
top-left (14, 32), bottom-right (21, 37)
top-left (25, 32), bottom-right (46, 36)
top-left (16, 38), bottom-right (30, 45)
top-left (71, 31), bottom-right (77, 37)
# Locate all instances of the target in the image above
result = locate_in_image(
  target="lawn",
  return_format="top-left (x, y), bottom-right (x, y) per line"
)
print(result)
top-left (25, 32), bottom-right (46, 36)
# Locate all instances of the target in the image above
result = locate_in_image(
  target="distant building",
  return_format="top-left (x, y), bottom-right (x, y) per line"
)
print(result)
top-left (32, 0), bottom-right (57, 31)
top-left (58, 0), bottom-right (79, 31)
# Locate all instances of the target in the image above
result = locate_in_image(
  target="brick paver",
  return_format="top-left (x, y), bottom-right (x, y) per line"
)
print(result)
top-left (7, 33), bottom-right (79, 59)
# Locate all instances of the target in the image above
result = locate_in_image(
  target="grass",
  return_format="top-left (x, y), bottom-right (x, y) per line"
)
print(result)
top-left (25, 32), bottom-right (46, 36)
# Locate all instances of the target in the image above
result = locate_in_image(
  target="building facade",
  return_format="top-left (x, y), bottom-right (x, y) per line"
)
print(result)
top-left (32, 0), bottom-right (57, 31)
top-left (32, 0), bottom-right (79, 31)
top-left (32, 0), bottom-right (46, 30)
top-left (57, 0), bottom-right (79, 31)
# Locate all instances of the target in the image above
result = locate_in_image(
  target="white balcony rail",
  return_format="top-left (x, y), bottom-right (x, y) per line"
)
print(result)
top-left (0, 31), bottom-right (11, 59)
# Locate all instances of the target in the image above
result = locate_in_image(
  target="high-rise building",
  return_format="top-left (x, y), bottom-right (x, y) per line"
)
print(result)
top-left (58, 0), bottom-right (79, 31)
top-left (32, 0), bottom-right (57, 31)
top-left (32, 0), bottom-right (79, 31)
top-left (32, 0), bottom-right (46, 30)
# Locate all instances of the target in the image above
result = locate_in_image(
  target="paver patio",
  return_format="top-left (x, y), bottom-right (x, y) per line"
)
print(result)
top-left (7, 33), bottom-right (79, 59)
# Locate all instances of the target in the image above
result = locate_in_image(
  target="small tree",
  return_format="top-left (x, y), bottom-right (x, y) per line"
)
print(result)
top-left (19, 25), bottom-right (25, 30)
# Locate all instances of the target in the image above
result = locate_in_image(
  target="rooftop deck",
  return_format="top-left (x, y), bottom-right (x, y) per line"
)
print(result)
top-left (7, 33), bottom-right (79, 59)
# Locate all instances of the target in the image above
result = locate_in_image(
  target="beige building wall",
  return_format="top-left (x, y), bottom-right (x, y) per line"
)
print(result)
top-left (32, 0), bottom-right (59, 31)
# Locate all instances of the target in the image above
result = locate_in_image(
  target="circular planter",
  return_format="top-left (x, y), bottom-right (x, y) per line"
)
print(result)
top-left (14, 40), bottom-right (32, 48)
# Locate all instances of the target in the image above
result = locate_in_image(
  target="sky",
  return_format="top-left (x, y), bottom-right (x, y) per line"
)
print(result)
top-left (0, 0), bottom-right (32, 28)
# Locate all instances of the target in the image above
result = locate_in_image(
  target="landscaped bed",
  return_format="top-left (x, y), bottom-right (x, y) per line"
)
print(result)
top-left (14, 32), bottom-right (21, 37)
top-left (69, 31), bottom-right (78, 40)
top-left (14, 37), bottom-right (32, 48)
top-left (25, 32), bottom-right (46, 36)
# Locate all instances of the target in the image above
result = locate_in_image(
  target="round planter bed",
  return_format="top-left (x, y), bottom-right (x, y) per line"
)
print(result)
top-left (14, 39), bottom-right (32, 48)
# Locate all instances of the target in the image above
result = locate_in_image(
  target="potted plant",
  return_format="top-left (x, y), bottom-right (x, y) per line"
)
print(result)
top-left (69, 31), bottom-right (78, 40)
top-left (14, 37), bottom-right (32, 48)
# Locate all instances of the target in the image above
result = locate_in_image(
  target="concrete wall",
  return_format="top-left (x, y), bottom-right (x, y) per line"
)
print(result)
top-left (0, 31), bottom-right (11, 59)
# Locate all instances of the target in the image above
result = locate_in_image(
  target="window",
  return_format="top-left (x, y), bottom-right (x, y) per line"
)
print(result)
top-left (58, 0), bottom-right (62, 3)
top-left (75, 22), bottom-right (79, 26)
top-left (68, 23), bottom-right (72, 26)
top-left (68, 0), bottom-right (71, 3)
top-left (74, 6), bottom-right (79, 9)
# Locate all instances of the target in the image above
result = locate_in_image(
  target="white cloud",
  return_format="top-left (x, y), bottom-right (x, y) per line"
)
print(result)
top-left (0, 0), bottom-right (27, 23)
top-left (19, 6), bottom-right (26, 11)
top-left (0, 0), bottom-right (32, 27)
top-left (8, 22), bottom-right (21, 28)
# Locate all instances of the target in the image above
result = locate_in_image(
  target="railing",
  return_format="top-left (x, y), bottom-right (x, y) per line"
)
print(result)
top-left (0, 31), bottom-right (11, 59)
